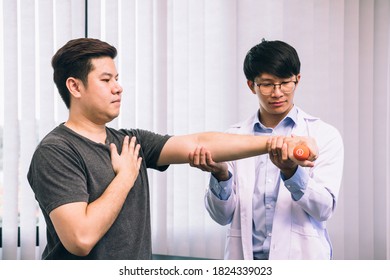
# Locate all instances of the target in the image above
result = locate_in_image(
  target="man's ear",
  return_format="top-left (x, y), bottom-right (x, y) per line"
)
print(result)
top-left (296, 73), bottom-right (301, 84)
top-left (66, 77), bottom-right (82, 98)
top-left (247, 80), bottom-right (256, 95)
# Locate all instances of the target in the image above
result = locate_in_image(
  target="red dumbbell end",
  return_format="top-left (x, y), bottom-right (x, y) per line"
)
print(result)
top-left (293, 145), bottom-right (310, 161)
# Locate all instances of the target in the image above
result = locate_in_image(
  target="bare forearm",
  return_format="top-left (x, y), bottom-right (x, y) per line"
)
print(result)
top-left (51, 174), bottom-right (135, 256)
top-left (85, 175), bottom-right (132, 238)
top-left (158, 132), bottom-right (269, 165)
top-left (197, 132), bottom-right (269, 161)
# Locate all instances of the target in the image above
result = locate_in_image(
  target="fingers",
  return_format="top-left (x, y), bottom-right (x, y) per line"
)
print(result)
top-left (267, 136), bottom-right (285, 159)
top-left (267, 136), bottom-right (315, 168)
top-left (122, 135), bottom-right (130, 153)
top-left (189, 146), bottom-right (208, 166)
top-left (111, 135), bottom-right (137, 157)
top-left (199, 147), bottom-right (215, 169)
top-left (281, 142), bottom-right (289, 161)
top-left (188, 146), bottom-right (219, 172)
top-left (133, 142), bottom-right (142, 168)
top-left (300, 159), bottom-right (315, 168)
top-left (117, 135), bottom-right (142, 165)
top-left (131, 137), bottom-right (141, 157)
top-left (287, 135), bottom-right (318, 163)
top-left (190, 146), bottom-right (201, 166)
top-left (199, 147), bottom-right (208, 166)
top-left (110, 142), bottom-right (118, 156)
top-left (205, 150), bottom-right (215, 166)
top-left (188, 146), bottom-right (228, 180)
top-left (121, 136), bottom-right (140, 156)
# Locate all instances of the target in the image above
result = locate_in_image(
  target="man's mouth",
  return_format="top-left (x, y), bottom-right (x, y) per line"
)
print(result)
top-left (269, 100), bottom-right (286, 107)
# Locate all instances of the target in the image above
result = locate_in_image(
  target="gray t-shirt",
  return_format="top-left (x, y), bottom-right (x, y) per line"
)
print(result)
top-left (27, 124), bottom-right (170, 259)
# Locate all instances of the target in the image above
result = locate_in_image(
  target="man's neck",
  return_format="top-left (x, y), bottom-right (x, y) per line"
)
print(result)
top-left (258, 112), bottom-right (286, 128)
top-left (258, 107), bottom-right (293, 129)
top-left (65, 117), bottom-right (107, 144)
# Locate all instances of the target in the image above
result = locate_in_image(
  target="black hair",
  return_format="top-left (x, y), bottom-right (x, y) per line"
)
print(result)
top-left (243, 39), bottom-right (300, 81)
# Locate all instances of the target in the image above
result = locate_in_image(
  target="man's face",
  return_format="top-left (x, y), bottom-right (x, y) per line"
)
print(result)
top-left (78, 57), bottom-right (123, 124)
top-left (248, 73), bottom-right (300, 124)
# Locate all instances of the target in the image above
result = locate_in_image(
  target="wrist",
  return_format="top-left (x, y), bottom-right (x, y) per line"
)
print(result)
top-left (115, 172), bottom-right (135, 190)
top-left (212, 170), bottom-right (230, 182)
top-left (281, 166), bottom-right (297, 180)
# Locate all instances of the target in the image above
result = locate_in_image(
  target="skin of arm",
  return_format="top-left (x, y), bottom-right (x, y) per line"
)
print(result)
top-left (188, 135), bottom-right (318, 181)
top-left (157, 132), bottom-right (269, 166)
top-left (159, 132), bottom-right (317, 167)
top-left (49, 136), bottom-right (142, 256)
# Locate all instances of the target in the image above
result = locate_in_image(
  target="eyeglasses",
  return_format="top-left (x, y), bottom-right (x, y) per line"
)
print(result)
top-left (254, 80), bottom-right (298, 95)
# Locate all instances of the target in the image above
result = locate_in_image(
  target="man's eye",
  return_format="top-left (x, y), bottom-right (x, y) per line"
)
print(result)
top-left (262, 84), bottom-right (273, 87)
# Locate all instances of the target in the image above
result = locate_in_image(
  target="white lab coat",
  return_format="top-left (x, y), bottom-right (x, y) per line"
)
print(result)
top-left (205, 107), bottom-right (344, 259)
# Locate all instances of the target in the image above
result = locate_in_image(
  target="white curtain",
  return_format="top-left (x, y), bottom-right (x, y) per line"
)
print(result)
top-left (0, 0), bottom-right (85, 260)
top-left (1, 0), bottom-right (389, 260)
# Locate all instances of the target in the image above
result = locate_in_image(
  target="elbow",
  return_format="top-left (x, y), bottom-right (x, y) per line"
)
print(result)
top-left (315, 212), bottom-right (332, 222)
top-left (218, 218), bottom-right (232, 226)
top-left (205, 191), bottom-right (235, 226)
top-left (207, 212), bottom-right (232, 226)
top-left (311, 204), bottom-right (335, 222)
top-left (318, 197), bottom-right (338, 222)
top-left (307, 190), bottom-right (337, 222)
top-left (62, 234), bottom-right (96, 257)
top-left (72, 244), bottom-right (93, 257)
top-left (206, 207), bottom-right (234, 226)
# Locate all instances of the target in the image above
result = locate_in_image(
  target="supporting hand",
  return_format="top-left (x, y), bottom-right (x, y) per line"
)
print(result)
top-left (188, 146), bottom-right (230, 181)
top-left (267, 135), bottom-right (318, 179)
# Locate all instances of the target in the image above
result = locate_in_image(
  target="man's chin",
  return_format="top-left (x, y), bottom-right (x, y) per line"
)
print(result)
top-left (101, 112), bottom-right (120, 125)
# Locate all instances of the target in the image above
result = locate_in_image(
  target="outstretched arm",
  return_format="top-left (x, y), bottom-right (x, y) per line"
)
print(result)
top-left (157, 132), bottom-right (317, 166)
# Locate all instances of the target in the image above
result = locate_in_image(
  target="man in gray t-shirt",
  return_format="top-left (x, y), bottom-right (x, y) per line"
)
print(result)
top-left (27, 38), bottom-right (318, 259)
top-left (28, 126), bottom-right (170, 259)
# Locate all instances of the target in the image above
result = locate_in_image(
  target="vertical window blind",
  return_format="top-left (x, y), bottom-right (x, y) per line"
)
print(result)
top-left (0, 0), bottom-right (389, 260)
top-left (0, 0), bottom-right (85, 259)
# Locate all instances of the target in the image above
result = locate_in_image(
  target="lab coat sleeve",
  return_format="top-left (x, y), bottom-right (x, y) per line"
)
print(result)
top-left (205, 164), bottom-right (237, 225)
top-left (287, 122), bottom-right (344, 222)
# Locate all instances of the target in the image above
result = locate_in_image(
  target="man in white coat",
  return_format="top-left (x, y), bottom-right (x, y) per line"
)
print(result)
top-left (189, 39), bottom-right (344, 260)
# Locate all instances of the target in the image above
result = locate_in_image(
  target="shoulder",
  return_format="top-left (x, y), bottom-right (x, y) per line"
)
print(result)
top-left (114, 128), bottom-right (171, 143)
top-left (31, 124), bottom-right (88, 166)
top-left (36, 124), bottom-right (75, 151)
top-left (114, 128), bottom-right (171, 160)
top-left (296, 107), bottom-right (343, 146)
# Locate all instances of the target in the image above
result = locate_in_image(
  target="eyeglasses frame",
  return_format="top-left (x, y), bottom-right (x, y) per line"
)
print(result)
top-left (254, 79), bottom-right (298, 95)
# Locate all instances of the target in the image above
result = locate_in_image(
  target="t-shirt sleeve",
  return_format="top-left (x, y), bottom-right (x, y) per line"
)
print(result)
top-left (131, 129), bottom-right (171, 171)
top-left (27, 144), bottom-right (89, 214)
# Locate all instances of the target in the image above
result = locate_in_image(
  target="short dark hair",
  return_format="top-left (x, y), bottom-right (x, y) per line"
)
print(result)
top-left (243, 39), bottom-right (300, 81)
top-left (51, 38), bottom-right (117, 108)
